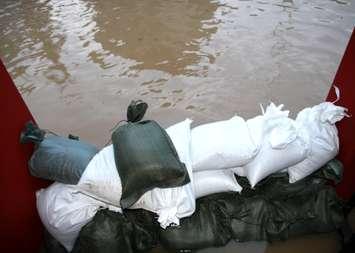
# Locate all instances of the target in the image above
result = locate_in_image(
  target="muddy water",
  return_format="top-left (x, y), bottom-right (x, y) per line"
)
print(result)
top-left (1, 0), bottom-right (354, 146)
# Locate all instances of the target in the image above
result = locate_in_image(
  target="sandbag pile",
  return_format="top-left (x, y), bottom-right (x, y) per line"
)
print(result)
top-left (21, 97), bottom-right (349, 253)
top-left (70, 161), bottom-right (345, 253)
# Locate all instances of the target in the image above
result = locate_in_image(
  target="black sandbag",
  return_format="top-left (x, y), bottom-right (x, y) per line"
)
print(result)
top-left (40, 229), bottom-right (68, 253)
top-left (160, 163), bottom-right (345, 249)
top-left (73, 162), bottom-right (345, 252)
top-left (287, 187), bottom-right (345, 237)
top-left (72, 209), bottom-right (159, 253)
top-left (226, 161), bottom-right (345, 242)
top-left (72, 209), bottom-right (134, 253)
top-left (124, 209), bottom-right (160, 252)
top-left (112, 120), bottom-right (189, 209)
top-left (29, 135), bottom-right (98, 184)
top-left (159, 197), bottom-right (231, 250)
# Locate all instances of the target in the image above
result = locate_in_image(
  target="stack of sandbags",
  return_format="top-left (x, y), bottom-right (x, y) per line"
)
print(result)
top-left (71, 160), bottom-right (345, 253)
top-left (231, 100), bottom-right (347, 188)
top-left (189, 115), bottom-right (258, 197)
top-left (287, 101), bottom-right (348, 183)
top-left (241, 103), bottom-right (309, 187)
top-left (36, 183), bottom-right (120, 252)
top-left (77, 119), bottom-right (196, 229)
top-left (25, 97), bottom-right (348, 252)
top-left (20, 122), bottom-right (115, 252)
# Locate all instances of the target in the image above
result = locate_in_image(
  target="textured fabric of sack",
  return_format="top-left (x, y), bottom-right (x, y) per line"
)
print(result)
top-left (72, 208), bottom-right (159, 253)
top-left (112, 120), bottom-right (190, 209)
top-left (29, 135), bottom-right (98, 184)
top-left (71, 161), bottom-right (344, 252)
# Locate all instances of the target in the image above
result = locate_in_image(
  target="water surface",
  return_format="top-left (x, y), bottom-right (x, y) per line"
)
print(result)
top-left (1, 0), bottom-right (354, 145)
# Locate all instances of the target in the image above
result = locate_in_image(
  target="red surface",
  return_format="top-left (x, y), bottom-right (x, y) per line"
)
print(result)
top-left (326, 28), bottom-right (355, 200)
top-left (0, 60), bottom-right (49, 252)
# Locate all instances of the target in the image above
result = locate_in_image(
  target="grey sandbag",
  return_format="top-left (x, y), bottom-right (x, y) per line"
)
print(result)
top-left (112, 120), bottom-right (189, 209)
top-left (29, 135), bottom-right (98, 184)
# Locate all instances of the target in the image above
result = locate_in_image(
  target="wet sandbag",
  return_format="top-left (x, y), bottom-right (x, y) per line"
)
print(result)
top-left (159, 198), bottom-right (231, 250)
top-left (29, 135), bottom-right (98, 184)
top-left (112, 120), bottom-right (190, 209)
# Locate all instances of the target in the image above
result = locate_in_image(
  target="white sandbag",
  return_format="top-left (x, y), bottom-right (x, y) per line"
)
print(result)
top-left (77, 144), bottom-right (122, 206)
top-left (191, 116), bottom-right (258, 172)
top-left (131, 119), bottom-right (195, 229)
top-left (36, 183), bottom-right (120, 252)
top-left (288, 101), bottom-right (348, 183)
top-left (232, 167), bottom-right (246, 177)
top-left (244, 103), bottom-right (308, 187)
top-left (193, 169), bottom-right (242, 198)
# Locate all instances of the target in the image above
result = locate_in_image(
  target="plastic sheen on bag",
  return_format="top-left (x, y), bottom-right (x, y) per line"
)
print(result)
top-left (288, 100), bottom-right (348, 183)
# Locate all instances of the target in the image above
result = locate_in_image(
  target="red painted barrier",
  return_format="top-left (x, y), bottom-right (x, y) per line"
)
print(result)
top-left (326, 28), bottom-right (355, 200)
top-left (0, 60), bottom-right (49, 252)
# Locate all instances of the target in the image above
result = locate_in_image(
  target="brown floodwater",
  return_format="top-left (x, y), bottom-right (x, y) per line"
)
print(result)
top-left (1, 0), bottom-right (354, 146)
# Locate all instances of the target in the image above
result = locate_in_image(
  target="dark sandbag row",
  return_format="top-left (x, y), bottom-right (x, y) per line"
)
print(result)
top-left (69, 164), bottom-right (344, 253)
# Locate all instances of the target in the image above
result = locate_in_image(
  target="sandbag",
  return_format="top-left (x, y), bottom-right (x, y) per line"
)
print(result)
top-left (131, 119), bottom-right (195, 228)
top-left (193, 169), bottom-right (242, 199)
top-left (79, 120), bottom-right (195, 228)
top-left (73, 161), bottom-right (344, 252)
top-left (72, 208), bottom-right (159, 253)
top-left (40, 229), bottom-right (68, 253)
top-left (72, 209), bottom-right (134, 253)
top-left (77, 145), bottom-right (122, 206)
top-left (36, 183), bottom-right (121, 252)
top-left (191, 116), bottom-right (258, 171)
top-left (112, 120), bottom-right (190, 209)
top-left (159, 198), bottom-right (231, 250)
top-left (161, 161), bottom-right (344, 249)
top-left (29, 135), bottom-right (98, 184)
top-left (244, 103), bottom-right (308, 187)
top-left (288, 101), bottom-right (348, 183)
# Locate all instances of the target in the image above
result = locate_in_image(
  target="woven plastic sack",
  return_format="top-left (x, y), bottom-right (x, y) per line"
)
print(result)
top-left (244, 103), bottom-right (308, 187)
top-left (36, 183), bottom-right (120, 252)
top-left (131, 119), bottom-right (195, 228)
top-left (112, 120), bottom-right (190, 209)
top-left (191, 116), bottom-right (258, 172)
top-left (29, 135), bottom-right (98, 184)
top-left (288, 101), bottom-right (348, 183)
top-left (77, 145), bottom-right (122, 206)
top-left (193, 169), bottom-right (242, 199)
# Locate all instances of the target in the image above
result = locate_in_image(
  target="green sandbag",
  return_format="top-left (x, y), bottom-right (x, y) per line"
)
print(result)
top-left (112, 120), bottom-right (189, 209)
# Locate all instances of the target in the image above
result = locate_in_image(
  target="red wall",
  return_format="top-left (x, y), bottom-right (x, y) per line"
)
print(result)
top-left (326, 28), bottom-right (355, 200)
top-left (0, 60), bottom-right (49, 252)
